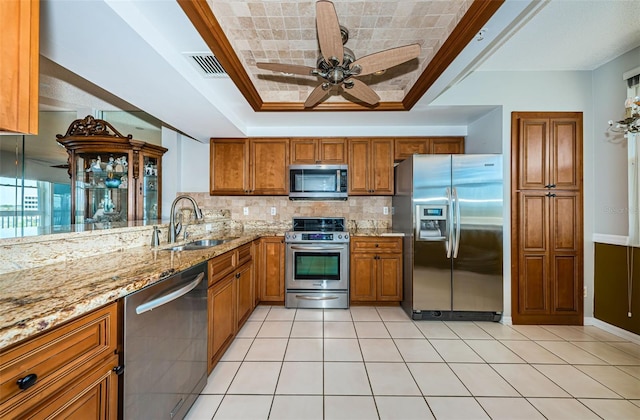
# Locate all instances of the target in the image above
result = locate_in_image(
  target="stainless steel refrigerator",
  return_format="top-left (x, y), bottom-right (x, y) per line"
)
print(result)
top-left (393, 154), bottom-right (503, 321)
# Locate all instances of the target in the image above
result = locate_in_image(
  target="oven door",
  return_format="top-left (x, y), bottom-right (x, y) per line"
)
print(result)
top-left (286, 242), bottom-right (349, 290)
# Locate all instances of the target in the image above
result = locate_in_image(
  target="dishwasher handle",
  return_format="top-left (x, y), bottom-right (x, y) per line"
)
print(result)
top-left (136, 272), bottom-right (205, 315)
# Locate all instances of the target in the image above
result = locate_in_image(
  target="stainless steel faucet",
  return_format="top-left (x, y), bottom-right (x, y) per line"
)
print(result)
top-left (168, 195), bottom-right (203, 243)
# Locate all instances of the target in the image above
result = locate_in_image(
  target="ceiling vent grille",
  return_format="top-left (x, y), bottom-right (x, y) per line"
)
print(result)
top-left (185, 53), bottom-right (227, 77)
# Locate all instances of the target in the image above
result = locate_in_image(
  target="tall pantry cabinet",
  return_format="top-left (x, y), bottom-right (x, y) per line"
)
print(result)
top-left (511, 112), bottom-right (583, 325)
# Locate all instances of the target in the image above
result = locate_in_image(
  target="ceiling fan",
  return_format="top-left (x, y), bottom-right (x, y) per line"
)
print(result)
top-left (256, 0), bottom-right (421, 108)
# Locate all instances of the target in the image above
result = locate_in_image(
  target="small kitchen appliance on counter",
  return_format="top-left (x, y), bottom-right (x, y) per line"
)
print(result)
top-left (285, 217), bottom-right (350, 309)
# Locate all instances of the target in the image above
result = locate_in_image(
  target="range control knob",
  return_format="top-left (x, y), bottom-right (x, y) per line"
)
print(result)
top-left (344, 234), bottom-right (349, 240)
top-left (338, 234), bottom-right (342, 239)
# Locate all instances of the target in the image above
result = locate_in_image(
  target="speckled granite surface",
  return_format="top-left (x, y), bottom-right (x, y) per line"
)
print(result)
top-left (0, 222), bottom-right (400, 350)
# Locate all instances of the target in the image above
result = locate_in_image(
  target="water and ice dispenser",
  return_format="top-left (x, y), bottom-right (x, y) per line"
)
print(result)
top-left (416, 204), bottom-right (448, 241)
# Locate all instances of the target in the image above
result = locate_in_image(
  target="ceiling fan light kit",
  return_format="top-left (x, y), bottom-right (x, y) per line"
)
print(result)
top-left (256, 0), bottom-right (420, 108)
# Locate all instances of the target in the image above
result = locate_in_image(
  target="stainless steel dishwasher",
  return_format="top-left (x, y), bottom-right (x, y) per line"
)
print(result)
top-left (123, 262), bottom-right (208, 419)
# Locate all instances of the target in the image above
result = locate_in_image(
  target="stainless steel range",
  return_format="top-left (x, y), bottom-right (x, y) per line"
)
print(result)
top-left (285, 217), bottom-right (350, 309)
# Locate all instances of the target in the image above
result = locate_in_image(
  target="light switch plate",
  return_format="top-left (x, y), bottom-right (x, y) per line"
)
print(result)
top-left (243, 207), bottom-right (249, 215)
top-left (271, 207), bottom-right (277, 215)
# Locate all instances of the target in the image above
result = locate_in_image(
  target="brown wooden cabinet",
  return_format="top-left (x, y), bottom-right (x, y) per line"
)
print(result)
top-left (257, 237), bottom-right (286, 303)
top-left (350, 237), bottom-right (403, 303)
top-left (511, 112), bottom-right (583, 325)
top-left (430, 137), bottom-right (465, 155)
top-left (210, 138), bottom-right (289, 195)
top-left (290, 138), bottom-right (347, 164)
top-left (348, 138), bottom-right (394, 195)
top-left (0, 0), bottom-right (39, 134)
top-left (394, 137), bottom-right (465, 161)
top-left (0, 303), bottom-right (120, 419)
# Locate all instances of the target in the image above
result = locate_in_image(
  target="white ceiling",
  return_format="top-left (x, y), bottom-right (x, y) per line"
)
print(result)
top-left (38, 0), bottom-right (640, 142)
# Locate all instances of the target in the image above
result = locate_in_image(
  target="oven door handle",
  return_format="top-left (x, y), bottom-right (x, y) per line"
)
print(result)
top-left (289, 245), bottom-right (346, 251)
top-left (135, 273), bottom-right (204, 315)
top-left (295, 295), bottom-right (340, 300)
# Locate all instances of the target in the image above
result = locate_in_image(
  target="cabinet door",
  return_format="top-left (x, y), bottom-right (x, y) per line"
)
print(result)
top-left (550, 118), bottom-right (581, 190)
top-left (236, 262), bottom-right (254, 329)
top-left (318, 138), bottom-right (347, 163)
top-left (0, 0), bottom-right (39, 134)
top-left (516, 118), bottom-right (548, 190)
top-left (394, 138), bottom-right (427, 161)
top-left (250, 138), bottom-right (289, 194)
top-left (259, 237), bottom-right (285, 302)
top-left (210, 139), bottom-right (248, 194)
top-left (208, 275), bottom-right (236, 372)
top-left (348, 139), bottom-right (371, 194)
top-left (377, 254), bottom-right (403, 301)
top-left (350, 254), bottom-right (377, 302)
top-left (430, 137), bottom-right (465, 154)
top-left (370, 139), bottom-right (394, 194)
top-left (290, 138), bottom-right (318, 164)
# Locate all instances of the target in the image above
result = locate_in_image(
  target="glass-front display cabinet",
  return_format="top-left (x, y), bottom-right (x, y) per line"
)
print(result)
top-left (56, 115), bottom-right (167, 224)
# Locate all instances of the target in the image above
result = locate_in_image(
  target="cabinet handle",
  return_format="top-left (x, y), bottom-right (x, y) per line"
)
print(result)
top-left (546, 192), bottom-right (556, 197)
top-left (375, 243), bottom-right (379, 247)
top-left (235, 272), bottom-right (241, 278)
top-left (17, 373), bottom-right (38, 390)
top-left (545, 184), bottom-right (556, 189)
top-left (113, 365), bottom-right (125, 375)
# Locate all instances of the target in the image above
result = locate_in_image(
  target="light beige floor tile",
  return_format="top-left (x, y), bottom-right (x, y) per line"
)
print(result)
top-left (476, 397), bottom-right (545, 419)
top-left (212, 395), bottom-right (272, 419)
top-left (533, 364), bottom-right (621, 398)
top-left (227, 361), bottom-right (281, 394)
top-left (414, 321), bottom-right (457, 338)
top-left (572, 341), bottom-right (640, 365)
top-left (394, 338), bottom-right (443, 362)
top-left (324, 338), bottom-right (363, 362)
top-left (269, 395), bottom-right (323, 420)
top-left (579, 398), bottom-right (640, 419)
top-left (577, 365), bottom-right (640, 399)
top-left (465, 340), bottom-right (526, 363)
top-left (490, 364), bottom-right (570, 397)
top-left (366, 362), bottom-right (421, 396)
top-left (350, 306), bottom-right (381, 321)
top-left (610, 342), bottom-right (640, 359)
top-left (541, 325), bottom-right (598, 341)
top-left (632, 400), bottom-right (640, 408)
top-left (449, 363), bottom-right (519, 396)
top-left (185, 394), bottom-right (223, 420)
top-left (429, 339), bottom-right (484, 362)
top-left (475, 322), bottom-right (529, 340)
top-left (324, 396), bottom-right (378, 420)
top-left (353, 321), bottom-right (390, 338)
top-left (574, 325), bottom-right (630, 342)
top-left (324, 362), bottom-right (372, 395)
top-left (536, 340), bottom-right (608, 364)
top-left (444, 321), bottom-right (493, 339)
top-left (235, 321), bottom-right (261, 338)
top-left (618, 365), bottom-right (640, 379)
top-left (385, 321), bottom-right (424, 338)
top-left (247, 306), bottom-right (270, 322)
top-left (294, 308), bottom-right (323, 321)
top-left (256, 321), bottom-right (293, 338)
top-left (266, 307), bottom-right (296, 321)
top-left (284, 338), bottom-right (323, 361)
top-left (290, 321), bottom-right (323, 338)
top-left (376, 306), bottom-right (411, 321)
top-left (426, 396), bottom-right (490, 419)
top-left (407, 363), bottom-right (470, 396)
top-left (375, 396), bottom-right (435, 420)
top-left (275, 361), bottom-right (323, 395)
top-left (219, 338), bottom-right (252, 362)
top-left (323, 309), bottom-right (352, 321)
top-left (359, 338), bottom-right (403, 362)
top-left (244, 338), bottom-right (287, 361)
top-left (500, 340), bottom-right (566, 364)
top-left (510, 325), bottom-right (563, 340)
top-left (527, 398), bottom-right (600, 419)
top-left (202, 361), bottom-right (241, 394)
top-left (324, 321), bottom-right (356, 338)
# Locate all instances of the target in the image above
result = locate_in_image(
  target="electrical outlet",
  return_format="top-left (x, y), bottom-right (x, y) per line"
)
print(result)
top-left (243, 207), bottom-right (249, 216)
top-left (205, 223), bottom-right (213, 232)
top-left (271, 207), bottom-right (277, 216)
top-left (583, 286), bottom-right (587, 298)
top-left (383, 206), bottom-right (389, 215)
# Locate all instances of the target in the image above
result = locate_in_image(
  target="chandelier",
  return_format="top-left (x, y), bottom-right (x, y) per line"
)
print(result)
top-left (609, 96), bottom-right (640, 135)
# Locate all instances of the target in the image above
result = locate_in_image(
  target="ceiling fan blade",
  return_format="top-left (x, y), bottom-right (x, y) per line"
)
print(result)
top-left (304, 83), bottom-right (331, 108)
top-left (343, 79), bottom-right (380, 105)
top-left (256, 62), bottom-right (317, 76)
top-left (316, 1), bottom-right (343, 65)
top-left (351, 44), bottom-right (421, 76)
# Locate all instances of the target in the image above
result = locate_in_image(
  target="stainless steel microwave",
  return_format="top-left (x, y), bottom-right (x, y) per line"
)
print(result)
top-left (289, 164), bottom-right (348, 200)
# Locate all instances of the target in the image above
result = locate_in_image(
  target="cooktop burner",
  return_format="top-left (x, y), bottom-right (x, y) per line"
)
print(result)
top-left (291, 217), bottom-right (346, 232)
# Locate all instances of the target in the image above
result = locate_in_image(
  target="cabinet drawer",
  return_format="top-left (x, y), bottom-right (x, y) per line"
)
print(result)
top-left (237, 243), bottom-right (252, 267)
top-left (209, 250), bottom-right (236, 286)
top-left (0, 303), bottom-right (118, 409)
top-left (351, 237), bottom-right (402, 253)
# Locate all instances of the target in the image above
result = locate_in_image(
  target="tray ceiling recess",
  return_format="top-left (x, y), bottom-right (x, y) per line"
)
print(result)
top-left (178, 0), bottom-right (504, 112)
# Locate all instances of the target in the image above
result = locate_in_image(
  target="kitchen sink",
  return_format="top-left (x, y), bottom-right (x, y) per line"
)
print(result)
top-left (162, 237), bottom-right (239, 251)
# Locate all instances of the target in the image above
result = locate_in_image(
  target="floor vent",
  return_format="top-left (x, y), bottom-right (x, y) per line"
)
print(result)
top-left (185, 53), bottom-right (227, 77)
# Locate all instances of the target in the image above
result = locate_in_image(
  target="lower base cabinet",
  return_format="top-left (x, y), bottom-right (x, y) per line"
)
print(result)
top-left (257, 237), bottom-right (285, 303)
top-left (350, 237), bottom-right (403, 304)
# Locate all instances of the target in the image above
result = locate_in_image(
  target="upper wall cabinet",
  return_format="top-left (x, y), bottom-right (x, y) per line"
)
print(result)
top-left (290, 138), bottom-right (347, 164)
top-left (348, 138), bottom-right (394, 195)
top-left (394, 137), bottom-right (464, 161)
top-left (210, 138), bottom-right (289, 195)
top-left (0, 0), bottom-right (39, 134)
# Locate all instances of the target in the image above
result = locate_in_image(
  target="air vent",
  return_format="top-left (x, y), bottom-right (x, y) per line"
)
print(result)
top-left (185, 53), bottom-right (227, 77)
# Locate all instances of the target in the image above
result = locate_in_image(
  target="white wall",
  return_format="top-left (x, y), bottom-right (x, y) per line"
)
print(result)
top-left (433, 70), bottom-right (595, 319)
top-left (466, 107), bottom-right (503, 154)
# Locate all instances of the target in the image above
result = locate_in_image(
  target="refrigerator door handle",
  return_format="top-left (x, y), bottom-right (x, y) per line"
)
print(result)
top-left (446, 187), bottom-right (453, 258)
top-left (453, 186), bottom-right (461, 258)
